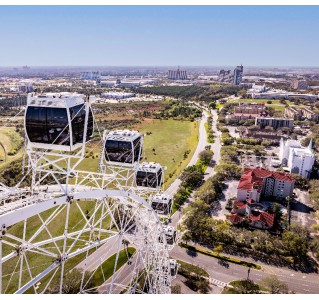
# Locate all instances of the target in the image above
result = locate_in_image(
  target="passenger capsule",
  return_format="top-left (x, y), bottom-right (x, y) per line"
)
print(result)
top-left (151, 193), bottom-right (172, 215)
top-left (169, 259), bottom-right (178, 277)
top-left (136, 162), bottom-right (163, 189)
top-left (25, 92), bottom-right (94, 151)
top-left (104, 130), bottom-right (142, 164)
top-left (159, 225), bottom-right (176, 245)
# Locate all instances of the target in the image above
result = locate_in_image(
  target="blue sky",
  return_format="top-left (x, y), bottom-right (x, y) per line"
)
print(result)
top-left (0, 5), bottom-right (319, 67)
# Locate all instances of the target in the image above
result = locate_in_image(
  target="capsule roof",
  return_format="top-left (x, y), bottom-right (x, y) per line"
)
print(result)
top-left (106, 129), bottom-right (142, 142)
top-left (138, 162), bottom-right (162, 172)
top-left (151, 193), bottom-right (171, 203)
top-left (27, 92), bottom-right (94, 108)
top-left (163, 226), bottom-right (176, 235)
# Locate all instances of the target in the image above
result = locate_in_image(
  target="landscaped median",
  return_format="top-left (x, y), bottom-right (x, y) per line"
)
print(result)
top-left (179, 242), bottom-right (262, 270)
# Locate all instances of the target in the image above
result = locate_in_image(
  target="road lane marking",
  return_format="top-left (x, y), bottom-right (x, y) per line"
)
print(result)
top-left (210, 278), bottom-right (228, 288)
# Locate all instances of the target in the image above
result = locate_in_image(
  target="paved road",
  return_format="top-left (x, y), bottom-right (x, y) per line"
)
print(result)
top-left (170, 246), bottom-right (319, 294)
top-left (98, 253), bottom-right (139, 294)
top-left (76, 238), bottom-right (120, 272)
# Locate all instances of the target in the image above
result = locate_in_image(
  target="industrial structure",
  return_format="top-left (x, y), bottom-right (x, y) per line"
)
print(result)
top-left (0, 92), bottom-right (176, 294)
top-left (167, 68), bottom-right (187, 80)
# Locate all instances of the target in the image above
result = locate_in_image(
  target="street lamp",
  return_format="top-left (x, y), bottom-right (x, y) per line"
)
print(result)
top-left (247, 267), bottom-right (251, 280)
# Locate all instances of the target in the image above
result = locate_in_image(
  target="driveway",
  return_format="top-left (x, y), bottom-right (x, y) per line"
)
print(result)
top-left (291, 188), bottom-right (316, 229)
top-left (212, 180), bottom-right (238, 220)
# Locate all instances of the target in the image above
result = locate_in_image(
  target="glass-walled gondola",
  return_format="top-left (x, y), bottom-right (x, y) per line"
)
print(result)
top-left (104, 130), bottom-right (142, 164)
top-left (26, 106), bottom-right (70, 145)
top-left (25, 93), bottom-right (94, 151)
top-left (136, 163), bottom-right (163, 189)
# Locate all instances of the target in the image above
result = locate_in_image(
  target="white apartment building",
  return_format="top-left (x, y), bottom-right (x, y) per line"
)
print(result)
top-left (279, 138), bottom-right (315, 179)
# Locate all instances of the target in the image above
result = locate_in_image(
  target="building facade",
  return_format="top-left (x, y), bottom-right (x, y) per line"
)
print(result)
top-left (168, 68), bottom-right (187, 80)
top-left (237, 167), bottom-right (295, 202)
top-left (291, 79), bottom-right (309, 90)
top-left (280, 138), bottom-right (315, 178)
top-left (217, 65), bottom-right (243, 85)
top-left (255, 117), bottom-right (293, 130)
top-left (284, 106), bottom-right (318, 122)
top-left (233, 65), bottom-right (244, 85)
top-left (80, 71), bottom-right (101, 80)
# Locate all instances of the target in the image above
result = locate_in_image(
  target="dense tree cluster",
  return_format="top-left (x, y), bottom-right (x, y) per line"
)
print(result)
top-left (183, 198), bottom-right (313, 267)
top-left (134, 85), bottom-right (205, 98)
top-left (134, 83), bottom-right (243, 104)
top-left (153, 101), bottom-right (202, 121)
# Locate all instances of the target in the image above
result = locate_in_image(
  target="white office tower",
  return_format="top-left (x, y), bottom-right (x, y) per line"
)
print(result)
top-left (279, 138), bottom-right (302, 165)
top-left (280, 138), bottom-right (315, 178)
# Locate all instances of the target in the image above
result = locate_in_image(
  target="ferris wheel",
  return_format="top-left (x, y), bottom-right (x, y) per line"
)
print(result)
top-left (0, 92), bottom-right (177, 294)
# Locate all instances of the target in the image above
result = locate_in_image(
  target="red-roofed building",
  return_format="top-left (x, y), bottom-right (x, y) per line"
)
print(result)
top-left (231, 201), bottom-right (247, 215)
top-left (237, 167), bottom-right (295, 202)
top-left (226, 214), bottom-right (244, 225)
top-left (249, 211), bottom-right (275, 229)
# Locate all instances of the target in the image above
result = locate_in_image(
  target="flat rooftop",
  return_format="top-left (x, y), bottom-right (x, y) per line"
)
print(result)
top-left (106, 130), bottom-right (142, 142)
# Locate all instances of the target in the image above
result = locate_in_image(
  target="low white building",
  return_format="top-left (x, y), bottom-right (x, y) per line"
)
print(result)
top-left (101, 91), bottom-right (136, 99)
top-left (279, 138), bottom-right (315, 179)
top-left (249, 88), bottom-right (318, 100)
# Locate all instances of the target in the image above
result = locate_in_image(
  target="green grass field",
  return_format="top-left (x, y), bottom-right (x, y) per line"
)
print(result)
top-left (0, 127), bottom-right (23, 156)
top-left (72, 118), bottom-right (199, 189)
top-left (133, 118), bottom-right (199, 188)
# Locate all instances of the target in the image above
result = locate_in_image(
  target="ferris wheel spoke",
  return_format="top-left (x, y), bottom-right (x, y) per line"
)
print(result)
top-left (4, 255), bottom-right (21, 294)
top-left (40, 265), bottom-right (59, 294)
top-left (28, 204), bottom-right (66, 244)
top-left (79, 233), bottom-right (124, 292)
top-left (109, 234), bottom-right (124, 294)
top-left (56, 199), bottom-right (70, 294)
top-left (23, 252), bottom-right (38, 294)
top-left (37, 213), bottom-right (62, 256)
top-left (66, 201), bottom-right (103, 255)
top-left (102, 198), bottom-right (121, 233)
top-left (0, 239), bottom-right (2, 294)
top-left (15, 261), bottom-right (59, 294)
top-left (4, 234), bottom-right (57, 259)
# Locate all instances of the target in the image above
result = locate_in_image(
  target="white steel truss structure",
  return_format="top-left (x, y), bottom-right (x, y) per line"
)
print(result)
top-left (0, 94), bottom-right (176, 294)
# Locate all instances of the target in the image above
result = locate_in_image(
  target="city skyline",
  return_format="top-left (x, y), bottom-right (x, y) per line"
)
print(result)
top-left (1, 5), bottom-right (319, 67)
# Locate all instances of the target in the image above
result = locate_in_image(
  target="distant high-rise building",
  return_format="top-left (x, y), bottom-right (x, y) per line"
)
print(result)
top-left (18, 82), bottom-right (33, 93)
top-left (80, 71), bottom-right (101, 80)
top-left (167, 68), bottom-right (187, 80)
top-left (217, 65), bottom-right (243, 85)
top-left (233, 65), bottom-right (243, 85)
top-left (291, 78), bottom-right (309, 90)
